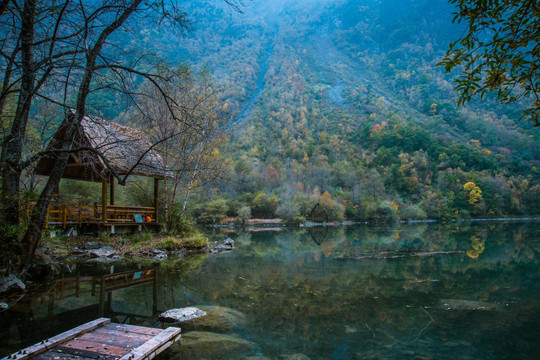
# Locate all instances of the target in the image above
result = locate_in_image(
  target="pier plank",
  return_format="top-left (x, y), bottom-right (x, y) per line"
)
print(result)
top-left (1, 319), bottom-right (180, 360)
top-left (76, 329), bottom-right (150, 348)
top-left (119, 327), bottom-right (181, 360)
top-left (33, 350), bottom-right (96, 360)
top-left (58, 339), bottom-right (129, 357)
top-left (102, 324), bottom-right (161, 337)
top-left (1, 318), bottom-right (110, 360)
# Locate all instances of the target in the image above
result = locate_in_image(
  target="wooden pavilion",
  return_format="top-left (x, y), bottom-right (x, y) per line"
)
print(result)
top-left (310, 203), bottom-right (328, 223)
top-left (31, 112), bottom-right (167, 233)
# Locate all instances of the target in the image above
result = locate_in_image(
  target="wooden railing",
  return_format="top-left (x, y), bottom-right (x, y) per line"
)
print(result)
top-left (22, 202), bottom-right (157, 228)
top-left (93, 204), bottom-right (156, 223)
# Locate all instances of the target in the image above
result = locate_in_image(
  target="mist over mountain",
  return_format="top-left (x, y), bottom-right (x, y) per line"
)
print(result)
top-left (131, 0), bottom-right (539, 221)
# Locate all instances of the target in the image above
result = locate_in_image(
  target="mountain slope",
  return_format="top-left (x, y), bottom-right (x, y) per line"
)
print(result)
top-left (144, 0), bottom-right (540, 221)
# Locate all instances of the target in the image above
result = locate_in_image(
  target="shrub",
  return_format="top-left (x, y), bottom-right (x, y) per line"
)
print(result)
top-left (366, 201), bottom-right (399, 224)
top-left (167, 211), bottom-right (196, 236)
top-left (276, 202), bottom-right (301, 222)
top-left (398, 203), bottom-right (427, 221)
top-left (237, 206), bottom-right (251, 224)
top-left (319, 191), bottom-right (345, 221)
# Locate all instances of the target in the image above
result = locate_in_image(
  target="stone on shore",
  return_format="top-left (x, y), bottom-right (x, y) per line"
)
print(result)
top-left (89, 245), bottom-right (116, 257)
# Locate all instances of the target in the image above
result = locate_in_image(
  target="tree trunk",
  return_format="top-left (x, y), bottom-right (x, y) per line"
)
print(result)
top-left (1, 0), bottom-right (36, 228)
top-left (20, 0), bottom-right (143, 276)
top-left (181, 150), bottom-right (203, 216)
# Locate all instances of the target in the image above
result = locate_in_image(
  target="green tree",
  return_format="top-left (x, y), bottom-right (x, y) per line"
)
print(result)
top-left (251, 192), bottom-right (279, 218)
top-left (193, 198), bottom-right (229, 224)
top-left (237, 205), bottom-right (252, 224)
top-left (439, 0), bottom-right (540, 126)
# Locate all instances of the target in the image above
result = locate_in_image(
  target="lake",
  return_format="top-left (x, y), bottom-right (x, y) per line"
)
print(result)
top-left (1, 221), bottom-right (539, 359)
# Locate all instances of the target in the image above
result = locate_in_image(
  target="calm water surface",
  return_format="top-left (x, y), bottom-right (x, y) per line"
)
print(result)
top-left (1, 221), bottom-right (539, 359)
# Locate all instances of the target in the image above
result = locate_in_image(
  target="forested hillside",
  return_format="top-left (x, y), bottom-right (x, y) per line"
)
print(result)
top-left (60, 0), bottom-right (540, 222)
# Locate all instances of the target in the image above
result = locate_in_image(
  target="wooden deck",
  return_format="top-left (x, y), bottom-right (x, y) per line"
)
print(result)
top-left (1, 318), bottom-right (181, 360)
top-left (21, 201), bottom-right (158, 230)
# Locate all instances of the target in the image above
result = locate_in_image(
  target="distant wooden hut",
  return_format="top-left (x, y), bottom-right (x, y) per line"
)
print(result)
top-left (310, 203), bottom-right (328, 223)
top-left (32, 112), bottom-right (167, 233)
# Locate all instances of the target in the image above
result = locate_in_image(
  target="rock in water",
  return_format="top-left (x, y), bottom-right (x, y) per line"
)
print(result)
top-left (179, 305), bottom-right (247, 333)
top-left (223, 238), bottom-right (234, 246)
top-left (214, 243), bottom-right (233, 252)
top-left (167, 331), bottom-right (255, 359)
top-left (0, 274), bottom-right (26, 295)
top-left (281, 354), bottom-right (311, 360)
top-left (159, 307), bottom-right (207, 323)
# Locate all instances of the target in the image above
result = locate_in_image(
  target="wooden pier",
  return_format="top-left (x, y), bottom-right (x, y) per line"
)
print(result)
top-left (1, 318), bottom-right (181, 360)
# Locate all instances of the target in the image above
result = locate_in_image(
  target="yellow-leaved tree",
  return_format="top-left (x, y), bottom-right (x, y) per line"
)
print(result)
top-left (463, 181), bottom-right (485, 216)
top-left (463, 182), bottom-right (482, 205)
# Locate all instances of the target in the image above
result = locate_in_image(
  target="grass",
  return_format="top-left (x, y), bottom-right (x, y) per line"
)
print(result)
top-left (180, 233), bottom-right (208, 249)
top-left (157, 233), bottom-right (208, 251)
top-left (38, 228), bottom-right (209, 259)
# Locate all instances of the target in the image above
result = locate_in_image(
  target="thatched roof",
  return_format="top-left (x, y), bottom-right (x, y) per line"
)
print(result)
top-left (35, 112), bottom-right (167, 182)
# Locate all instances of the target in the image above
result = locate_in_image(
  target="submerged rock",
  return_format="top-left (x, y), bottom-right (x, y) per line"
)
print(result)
top-left (438, 299), bottom-right (506, 312)
top-left (178, 305), bottom-right (247, 333)
top-left (159, 307), bottom-right (207, 323)
top-left (281, 354), bottom-right (311, 360)
top-left (168, 331), bottom-right (255, 359)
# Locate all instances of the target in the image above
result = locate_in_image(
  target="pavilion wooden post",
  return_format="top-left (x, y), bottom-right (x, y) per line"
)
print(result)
top-left (109, 174), bottom-right (115, 206)
top-left (154, 178), bottom-right (159, 222)
top-left (101, 178), bottom-right (108, 222)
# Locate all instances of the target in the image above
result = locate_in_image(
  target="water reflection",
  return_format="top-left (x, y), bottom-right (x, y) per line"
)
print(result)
top-left (1, 222), bottom-right (539, 359)
top-left (309, 227), bottom-right (328, 246)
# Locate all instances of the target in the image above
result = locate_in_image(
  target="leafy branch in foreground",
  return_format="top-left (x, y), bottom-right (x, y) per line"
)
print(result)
top-left (438, 0), bottom-right (540, 126)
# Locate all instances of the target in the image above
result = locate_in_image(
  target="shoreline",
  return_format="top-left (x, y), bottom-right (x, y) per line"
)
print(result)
top-left (208, 216), bottom-right (540, 230)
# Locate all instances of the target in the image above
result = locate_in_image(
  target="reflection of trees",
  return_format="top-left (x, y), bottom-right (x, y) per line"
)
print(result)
top-left (176, 223), bottom-right (540, 357)
top-left (467, 234), bottom-right (486, 259)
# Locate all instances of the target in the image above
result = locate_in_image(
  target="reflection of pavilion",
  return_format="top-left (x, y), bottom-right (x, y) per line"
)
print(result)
top-left (1, 268), bottom-right (161, 354)
top-left (309, 227), bottom-right (329, 274)
top-left (40, 268), bottom-right (158, 320)
top-left (310, 227), bottom-right (328, 245)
